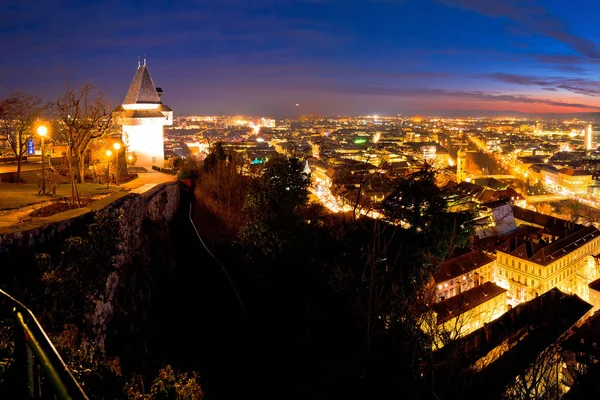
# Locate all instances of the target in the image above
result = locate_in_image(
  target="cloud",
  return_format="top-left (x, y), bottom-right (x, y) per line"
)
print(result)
top-left (478, 72), bottom-right (600, 97)
top-left (478, 73), bottom-right (551, 86)
top-left (438, 0), bottom-right (600, 59)
top-left (405, 88), bottom-right (600, 110)
top-left (281, 82), bottom-right (600, 109)
top-left (554, 65), bottom-right (588, 73)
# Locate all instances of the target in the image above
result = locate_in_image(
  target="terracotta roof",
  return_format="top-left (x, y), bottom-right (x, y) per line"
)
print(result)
top-left (589, 278), bottom-right (600, 292)
top-left (123, 65), bottom-right (161, 104)
top-left (498, 225), bottom-right (600, 266)
top-left (433, 282), bottom-right (507, 325)
top-left (513, 206), bottom-right (576, 237)
top-left (559, 168), bottom-right (593, 176)
top-left (453, 288), bottom-right (592, 398)
top-left (528, 164), bottom-right (545, 173)
top-left (434, 250), bottom-right (494, 283)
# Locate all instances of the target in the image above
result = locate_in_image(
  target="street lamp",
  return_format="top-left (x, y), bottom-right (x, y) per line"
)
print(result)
top-left (113, 142), bottom-right (121, 186)
top-left (37, 125), bottom-right (48, 194)
top-left (106, 149), bottom-right (112, 191)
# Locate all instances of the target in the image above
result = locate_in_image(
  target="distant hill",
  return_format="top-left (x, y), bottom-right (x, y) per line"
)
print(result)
top-left (413, 110), bottom-right (600, 120)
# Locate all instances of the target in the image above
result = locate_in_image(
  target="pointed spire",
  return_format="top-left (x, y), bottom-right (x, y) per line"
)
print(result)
top-left (138, 56), bottom-right (140, 68)
top-left (123, 63), bottom-right (161, 104)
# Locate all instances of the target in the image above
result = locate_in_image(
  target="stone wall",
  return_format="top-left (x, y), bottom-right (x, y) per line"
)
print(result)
top-left (0, 181), bottom-right (181, 349)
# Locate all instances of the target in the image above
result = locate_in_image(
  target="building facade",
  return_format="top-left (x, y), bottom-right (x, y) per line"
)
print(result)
top-left (494, 225), bottom-right (600, 305)
top-left (427, 282), bottom-right (507, 348)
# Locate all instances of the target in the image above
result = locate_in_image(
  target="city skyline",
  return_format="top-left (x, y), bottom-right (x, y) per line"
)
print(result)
top-left (3, 0), bottom-right (600, 117)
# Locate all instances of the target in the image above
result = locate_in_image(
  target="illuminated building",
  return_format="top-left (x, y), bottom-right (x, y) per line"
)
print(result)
top-left (456, 147), bottom-right (466, 183)
top-left (115, 60), bottom-right (173, 168)
top-left (494, 224), bottom-right (600, 306)
top-left (434, 249), bottom-right (495, 301)
top-left (425, 282), bottom-right (507, 347)
top-left (422, 144), bottom-right (436, 164)
top-left (588, 276), bottom-right (600, 311)
top-left (585, 124), bottom-right (593, 151)
top-left (558, 169), bottom-right (593, 194)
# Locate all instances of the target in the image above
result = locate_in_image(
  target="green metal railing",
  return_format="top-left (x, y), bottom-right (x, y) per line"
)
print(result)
top-left (0, 289), bottom-right (88, 399)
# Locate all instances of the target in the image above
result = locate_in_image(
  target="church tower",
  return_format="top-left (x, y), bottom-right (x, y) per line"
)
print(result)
top-left (456, 147), bottom-right (466, 183)
top-left (115, 59), bottom-right (173, 168)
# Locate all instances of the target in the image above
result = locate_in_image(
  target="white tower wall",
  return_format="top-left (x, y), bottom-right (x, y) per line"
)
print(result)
top-left (123, 122), bottom-right (165, 168)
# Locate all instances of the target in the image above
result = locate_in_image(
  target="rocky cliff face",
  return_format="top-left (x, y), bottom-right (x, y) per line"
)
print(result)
top-left (92, 183), bottom-right (180, 350)
top-left (0, 182), bottom-right (181, 366)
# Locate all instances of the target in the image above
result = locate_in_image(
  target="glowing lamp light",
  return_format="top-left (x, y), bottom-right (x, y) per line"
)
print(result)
top-left (37, 125), bottom-right (48, 137)
top-left (113, 142), bottom-right (121, 150)
top-left (106, 150), bottom-right (112, 157)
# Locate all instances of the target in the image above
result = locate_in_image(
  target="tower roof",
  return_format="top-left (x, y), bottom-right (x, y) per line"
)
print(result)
top-left (123, 65), bottom-right (161, 105)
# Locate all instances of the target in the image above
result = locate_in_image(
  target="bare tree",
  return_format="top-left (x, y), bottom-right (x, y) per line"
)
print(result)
top-left (503, 343), bottom-right (564, 400)
top-left (55, 83), bottom-right (115, 205)
top-left (56, 83), bottom-right (114, 182)
top-left (0, 93), bottom-right (47, 183)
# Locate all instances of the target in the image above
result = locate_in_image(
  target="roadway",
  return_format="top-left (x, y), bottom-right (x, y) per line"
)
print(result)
top-left (525, 194), bottom-right (568, 203)
top-left (465, 135), bottom-right (600, 211)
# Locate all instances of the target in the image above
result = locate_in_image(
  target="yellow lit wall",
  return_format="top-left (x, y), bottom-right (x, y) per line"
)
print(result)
top-left (123, 122), bottom-right (165, 168)
top-left (495, 237), bottom-right (600, 305)
top-left (435, 261), bottom-right (493, 301)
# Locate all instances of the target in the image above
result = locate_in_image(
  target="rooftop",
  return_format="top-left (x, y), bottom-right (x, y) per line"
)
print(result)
top-left (432, 282), bottom-right (507, 325)
top-left (123, 64), bottom-right (162, 105)
top-left (434, 249), bottom-right (495, 283)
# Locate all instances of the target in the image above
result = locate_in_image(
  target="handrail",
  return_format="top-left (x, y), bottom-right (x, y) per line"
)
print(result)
top-left (0, 289), bottom-right (89, 399)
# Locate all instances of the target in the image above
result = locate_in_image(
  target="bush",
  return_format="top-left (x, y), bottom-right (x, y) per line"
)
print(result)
top-left (177, 158), bottom-right (200, 180)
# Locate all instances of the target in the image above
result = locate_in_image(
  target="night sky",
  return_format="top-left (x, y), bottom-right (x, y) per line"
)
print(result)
top-left (2, 0), bottom-right (600, 117)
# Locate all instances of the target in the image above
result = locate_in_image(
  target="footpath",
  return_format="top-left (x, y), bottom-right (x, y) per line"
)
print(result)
top-left (0, 170), bottom-right (176, 231)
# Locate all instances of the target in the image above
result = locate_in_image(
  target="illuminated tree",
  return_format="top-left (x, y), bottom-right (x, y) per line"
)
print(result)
top-left (55, 83), bottom-right (115, 204)
top-left (0, 92), bottom-right (48, 183)
top-left (326, 167), bottom-right (476, 397)
top-left (238, 155), bottom-right (310, 258)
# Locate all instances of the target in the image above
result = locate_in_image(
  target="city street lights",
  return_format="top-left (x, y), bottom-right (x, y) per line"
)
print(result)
top-left (106, 149), bottom-right (112, 191)
top-left (113, 142), bottom-right (121, 186)
top-left (37, 125), bottom-right (48, 194)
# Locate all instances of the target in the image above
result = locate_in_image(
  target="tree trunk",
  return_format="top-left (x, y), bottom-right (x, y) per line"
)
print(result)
top-left (77, 153), bottom-right (85, 184)
top-left (16, 156), bottom-right (22, 183)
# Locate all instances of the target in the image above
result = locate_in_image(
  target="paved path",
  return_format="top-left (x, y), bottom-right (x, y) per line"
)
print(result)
top-left (0, 170), bottom-right (177, 230)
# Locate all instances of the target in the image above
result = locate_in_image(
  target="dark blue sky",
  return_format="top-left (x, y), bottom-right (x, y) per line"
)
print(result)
top-left (2, 0), bottom-right (600, 117)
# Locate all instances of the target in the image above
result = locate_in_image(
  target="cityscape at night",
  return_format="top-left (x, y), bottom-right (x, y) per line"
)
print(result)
top-left (4, 0), bottom-right (600, 399)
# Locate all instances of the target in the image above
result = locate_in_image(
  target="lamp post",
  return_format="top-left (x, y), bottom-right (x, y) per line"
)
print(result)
top-left (113, 142), bottom-right (121, 186)
top-left (37, 125), bottom-right (48, 194)
top-left (106, 149), bottom-right (112, 191)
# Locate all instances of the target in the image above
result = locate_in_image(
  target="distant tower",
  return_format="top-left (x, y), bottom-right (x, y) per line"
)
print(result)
top-left (115, 59), bottom-right (173, 168)
top-left (585, 124), bottom-right (593, 151)
top-left (456, 147), bottom-right (466, 183)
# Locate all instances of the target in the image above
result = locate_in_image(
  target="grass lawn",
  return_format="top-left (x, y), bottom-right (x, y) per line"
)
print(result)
top-left (0, 183), bottom-right (112, 211)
